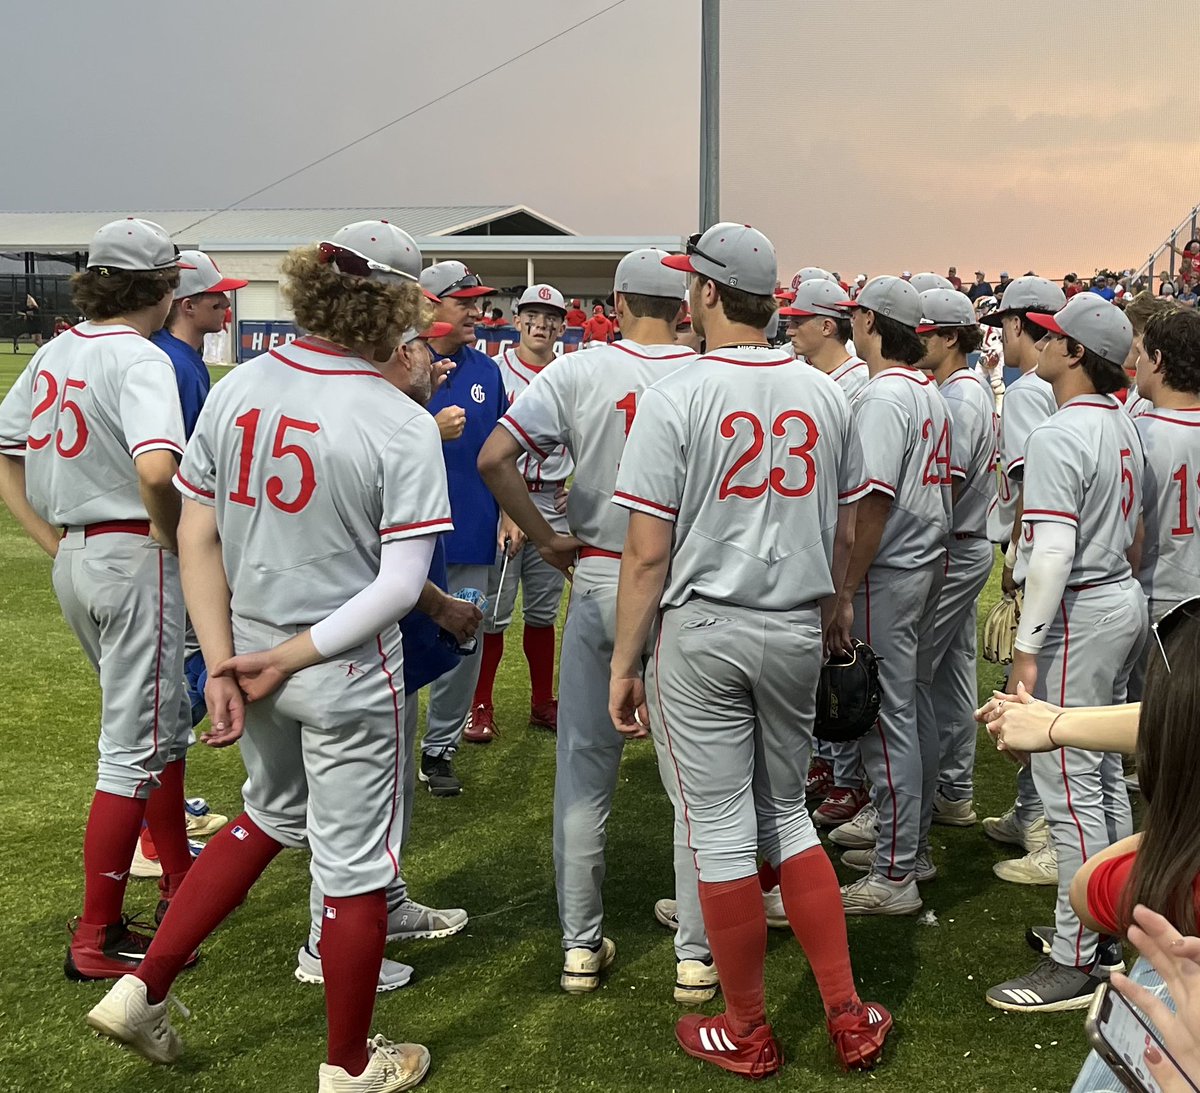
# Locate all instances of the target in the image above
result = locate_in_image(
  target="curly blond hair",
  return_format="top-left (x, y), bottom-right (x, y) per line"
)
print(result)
top-left (281, 244), bottom-right (431, 350)
top-left (1125, 290), bottom-right (1178, 335)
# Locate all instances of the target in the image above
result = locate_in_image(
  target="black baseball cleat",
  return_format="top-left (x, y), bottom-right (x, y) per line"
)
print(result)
top-left (419, 753), bottom-right (462, 797)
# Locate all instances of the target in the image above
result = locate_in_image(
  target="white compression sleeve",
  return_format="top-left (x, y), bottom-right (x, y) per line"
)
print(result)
top-left (1013, 522), bottom-right (1076, 655)
top-left (310, 534), bottom-right (436, 659)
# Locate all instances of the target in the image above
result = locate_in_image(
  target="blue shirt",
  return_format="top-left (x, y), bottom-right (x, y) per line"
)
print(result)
top-left (426, 343), bottom-right (506, 565)
top-left (400, 538), bottom-right (458, 694)
top-left (1088, 286), bottom-right (1116, 301)
top-left (150, 328), bottom-right (210, 438)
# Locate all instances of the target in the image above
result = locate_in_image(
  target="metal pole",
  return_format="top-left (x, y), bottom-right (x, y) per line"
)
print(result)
top-left (699, 0), bottom-right (719, 231)
top-left (1192, 206), bottom-right (1198, 242)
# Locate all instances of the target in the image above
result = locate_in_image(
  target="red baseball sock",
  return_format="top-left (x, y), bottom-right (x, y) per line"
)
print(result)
top-left (523, 624), bottom-right (556, 706)
top-left (777, 846), bottom-right (861, 1015)
top-left (81, 791), bottom-right (147, 926)
top-left (322, 890), bottom-right (387, 1076)
top-left (473, 632), bottom-right (504, 708)
top-left (757, 859), bottom-right (779, 892)
top-left (144, 759), bottom-right (192, 879)
top-left (139, 813), bottom-right (282, 1004)
top-left (697, 875), bottom-right (768, 1036)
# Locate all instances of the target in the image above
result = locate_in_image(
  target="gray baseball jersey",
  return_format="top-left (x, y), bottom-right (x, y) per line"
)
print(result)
top-left (985, 369), bottom-right (1056, 544)
top-left (851, 367), bottom-right (952, 569)
top-left (499, 340), bottom-right (696, 552)
top-left (0, 323), bottom-right (185, 523)
top-left (1125, 388), bottom-right (1152, 419)
top-left (1135, 407), bottom-right (1200, 610)
top-left (826, 355), bottom-right (869, 400)
top-left (614, 348), bottom-right (867, 609)
top-left (177, 337), bottom-right (451, 626)
top-left (1014, 395), bottom-right (1143, 588)
top-left (940, 368), bottom-right (999, 536)
top-left (493, 347), bottom-right (574, 483)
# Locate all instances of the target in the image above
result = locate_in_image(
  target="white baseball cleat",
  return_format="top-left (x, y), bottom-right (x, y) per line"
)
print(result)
top-left (930, 789), bottom-right (976, 827)
top-left (828, 804), bottom-right (879, 849)
top-left (86, 973), bottom-right (187, 1065)
top-left (993, 841), bottom-right (1058, 885)
top-left (560, 937), bottom-right (616, 994)
top-left (982, 805), bottom-right (1048, 852)
top-left (840, 873), bottom-right (922, 916)
top-left (841, 847), bottom-right (937, 883)
top-left (653, 898), bottom-right (680, 931)
top-left (761, 885), bottom-right (790, 929)
top-left (183, 798), bottom-right (227, 839)
top-left (317, 1034), bottom-right (430, 1092)
top-left (674, 958), bottom-right (720, 1005)
top-left (294, 945), bottom-right (414, 993)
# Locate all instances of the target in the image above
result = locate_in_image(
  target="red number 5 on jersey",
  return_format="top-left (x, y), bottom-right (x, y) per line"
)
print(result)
top-left (718, 409), bottom-right (819, 500)
top-left (230, 408), bottom-right (321, 513)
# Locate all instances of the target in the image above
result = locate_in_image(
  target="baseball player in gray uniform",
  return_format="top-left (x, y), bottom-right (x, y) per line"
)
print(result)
top-left (0, 219), bottom-right (198, 981)
top-left (979, 277), bottom-right (1066, 878)
top-left (478, 250), bottom-right (713, 1002)
top-left (86, 227), bottom-right (449, 1091)
top-left (779, 277), bottom-right (871, 823)
top-left (607, 225), bottom-right (892, 1079)
top-left (1132, 305), bottom-right (1200, 652)
top-left (468, 283), bottom-right (572, 742)
top-left (824, 276), bottom-right (952, 915)
top-left (912, 289), bottom-right (997, 831)
top-left (986, 293), bottom-right (1146, 1013)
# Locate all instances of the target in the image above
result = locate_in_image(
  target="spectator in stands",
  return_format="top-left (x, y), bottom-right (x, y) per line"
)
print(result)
top-left (1180, 283), bottom-right (1198, 308)
top-left (996, 271), bottom-right (1012, 298)
top-left (1063, 273), bottom-right (1082, 298)
top-left (481, 307), bottom-right (506, 329)
top-left (52, 316), bottom-right (70, 338)
top-left (1160, 279), bottom-right (1179, 299)
top-left (967, 270), bottom-right (993, 301)
top-left (564, 298), bottom-right (587, 327)
top-left (1169, 238), bottom-right (1200, 290)
top-left (948, 266), bottom-right (963, 291)
top-left (582, 302), bottom-right (614, 344)
top-left (1089, 275), bottom-right (1117, 301)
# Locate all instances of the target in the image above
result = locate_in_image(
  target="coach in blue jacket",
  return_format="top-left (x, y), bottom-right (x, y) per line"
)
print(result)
top-left (418, 260), bottom-right (508, 797)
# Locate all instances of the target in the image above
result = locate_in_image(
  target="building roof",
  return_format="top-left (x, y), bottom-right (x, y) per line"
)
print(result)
top-left (0, 204), bottom-right (576, 251)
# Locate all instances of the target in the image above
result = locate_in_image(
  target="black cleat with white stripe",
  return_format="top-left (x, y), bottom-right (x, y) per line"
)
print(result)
top-left (986, 957), bottom-right (1104, 1013)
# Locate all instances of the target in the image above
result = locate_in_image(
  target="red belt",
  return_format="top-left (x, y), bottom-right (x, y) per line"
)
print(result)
top-left (526, 479), bottom-right (566, 494)
top-left (578, 546), bottom-right (621, 561)
top-left (1068, 578), bottom-right (1124, 593)
top-left (954, 533), bottom-right (986, 541)
top-left (66, 520), bottom-right (152, 539)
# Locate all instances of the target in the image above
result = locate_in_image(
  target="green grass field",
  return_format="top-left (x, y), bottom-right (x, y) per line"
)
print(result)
top-left (0, 344), bottom-right (1097, 1092)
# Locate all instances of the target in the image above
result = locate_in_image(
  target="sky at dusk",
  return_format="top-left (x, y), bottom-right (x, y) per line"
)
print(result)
top-left (3, 0), bottom-right (1195, 280)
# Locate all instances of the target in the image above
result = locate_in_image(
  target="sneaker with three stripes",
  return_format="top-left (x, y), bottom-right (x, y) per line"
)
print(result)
top-left (675, 1013), bottom-right (782, 1078)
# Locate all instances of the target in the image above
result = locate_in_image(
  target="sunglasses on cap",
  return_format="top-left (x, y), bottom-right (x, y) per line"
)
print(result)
top-left (1151, 594), bottom-right (1200, 673)
top-left (437, 270), bottom-right (486, 297)
top-left (317, 242), bottom-right (418, 285)
top-left (685, 232), bottom-right (727, 271)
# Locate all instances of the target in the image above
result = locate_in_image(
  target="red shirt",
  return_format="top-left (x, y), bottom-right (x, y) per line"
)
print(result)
top-left (1086, 850), bottom-right (1200, 933)
top-left (565, 308), bottom-right (588, 327)
top-left (583, 315), bottom-right (614, 343)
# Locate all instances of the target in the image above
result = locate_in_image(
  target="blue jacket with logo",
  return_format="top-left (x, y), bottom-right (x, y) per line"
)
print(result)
top-left (150, 328), bottom-right (211, 438)
top-left (426, 343), bottom-right (506, 565)
top-left (400, 537), bottom-right (459, 694)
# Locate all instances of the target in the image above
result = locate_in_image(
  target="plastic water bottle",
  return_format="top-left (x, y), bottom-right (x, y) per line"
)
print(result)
top-left (439, 587), bottom-right (488, 655)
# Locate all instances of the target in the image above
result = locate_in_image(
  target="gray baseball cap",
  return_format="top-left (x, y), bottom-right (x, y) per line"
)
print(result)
top-left (1028, 293), bottom-right (1133, 367)
top-left (330, 220), bottom-right (422, 279)
top-left (779, 278), bottom-right (850, 319)
top-left (175, 251), bottom-right (248, 299)
top-left (836, 275), bottom-right (922, 328)
top-left (916, 288), bottom-right (978, 332)
top-left (979, 275), bottom-right (1066, 327)
top-left (517, 283), bottom-right (567, 313)
top-left (615, 248), bottom-right (687, 298)
top-left (88, 218), bottom-right (187, 272)
top-left (790, 266), bottom-right (836, 289)
top-left (662, 222), bottom-right (777, 296)
top-left (419, 259), bottom-right (495, 300)
top-left (909, 272), bottom-right (955, 293)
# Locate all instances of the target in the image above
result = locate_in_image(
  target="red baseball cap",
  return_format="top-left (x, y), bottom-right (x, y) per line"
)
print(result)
top-left (418, 260), bottom-right (494, 299)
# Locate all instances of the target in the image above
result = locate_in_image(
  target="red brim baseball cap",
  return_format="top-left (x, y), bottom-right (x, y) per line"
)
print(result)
top-left (661, 254), bottom-right (698, 274)
top-left (420, 321), bottom-right (454, 339)
top-left (775, 288), bottom-right (796, 303)
top-left (446, 284), bottom-right (494, 299)
top-left (1026, 312), bottom-right (1067, 336)
top-left (207, 275), bottom-right (249, 293)
top-left (832, 300), bottom-right (862, 310)
top-left (778, 305), bottom-right (818, 317)
top-left (421, 287), bottom-right (440, 303)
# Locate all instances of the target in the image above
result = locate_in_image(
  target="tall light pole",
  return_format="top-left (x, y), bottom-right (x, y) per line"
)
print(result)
top-left (699, 0), bottom-right (719, 231)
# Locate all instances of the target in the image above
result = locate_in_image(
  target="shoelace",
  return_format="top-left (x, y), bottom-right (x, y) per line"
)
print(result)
top-left (366, 1035), bottom-right (409, 1079)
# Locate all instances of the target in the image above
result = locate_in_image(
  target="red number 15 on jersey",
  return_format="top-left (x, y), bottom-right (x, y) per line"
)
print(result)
top-left (230, 408), bottom-right (321, 513)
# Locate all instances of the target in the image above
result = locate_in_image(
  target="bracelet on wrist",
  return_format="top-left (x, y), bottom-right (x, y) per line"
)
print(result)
top-left (1047, 711), bottom-right (1066, 749)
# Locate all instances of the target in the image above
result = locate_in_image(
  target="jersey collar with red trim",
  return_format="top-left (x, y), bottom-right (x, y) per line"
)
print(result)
top-left (829, 356), bottom-right (867, 383)
top-left (609, 340), bottom-right (697, 362)
top-left (874, 365), bottom-right (932, 385)
top-left (269, 337), bottom-right (386, 378)
top-left (1060, 393), bottom-right (1120, 411)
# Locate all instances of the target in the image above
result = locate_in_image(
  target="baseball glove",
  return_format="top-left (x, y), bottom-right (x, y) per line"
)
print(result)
top-left (814, 640), bottom-right (883, 743)
top-left (982, 590), bottom-right (1023, 664)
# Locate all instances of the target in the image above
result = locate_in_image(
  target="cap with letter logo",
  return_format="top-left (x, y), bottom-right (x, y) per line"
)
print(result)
top-left (517, 283), bottom-right (567, 313)
top-left (834, 275), bottom-right (923, 328)
top-left (662, 222), bottom-right (777, 297)
top-left (88, 218), bottom-right (190, 273)
top-left (1027, 293), bottom-right (1133, 367)
top-left (916, 288), bottom-right (979, 333)
top-left (615, 248), bottom-right (688, 298)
